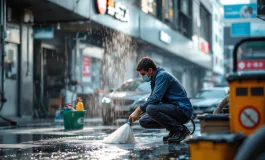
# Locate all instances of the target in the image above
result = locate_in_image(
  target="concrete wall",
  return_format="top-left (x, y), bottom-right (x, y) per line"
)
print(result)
top-left (19, 24), bottom-right (34, 119)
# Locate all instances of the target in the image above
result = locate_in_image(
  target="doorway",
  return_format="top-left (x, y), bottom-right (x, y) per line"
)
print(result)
top-left (41, 46), bottom-right (65, 117)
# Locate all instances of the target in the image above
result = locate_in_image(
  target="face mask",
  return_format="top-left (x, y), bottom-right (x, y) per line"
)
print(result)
top-left (142, 72), bottom-right (151, 82)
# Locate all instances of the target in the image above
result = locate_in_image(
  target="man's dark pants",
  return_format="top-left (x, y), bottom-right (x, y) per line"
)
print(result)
top-left (139, 103), bottom-right (190, 133)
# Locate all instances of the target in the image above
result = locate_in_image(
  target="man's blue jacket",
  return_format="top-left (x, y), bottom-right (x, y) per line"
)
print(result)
top-left (140, 67), bottom-right (193, 118)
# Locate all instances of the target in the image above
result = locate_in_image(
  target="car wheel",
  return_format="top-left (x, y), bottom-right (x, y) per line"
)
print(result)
top-left (102, 107), bottom-right (115, 125)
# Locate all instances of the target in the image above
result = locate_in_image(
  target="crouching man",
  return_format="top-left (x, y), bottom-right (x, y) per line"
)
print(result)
top-left (129, 57), bottom-right (193, 143)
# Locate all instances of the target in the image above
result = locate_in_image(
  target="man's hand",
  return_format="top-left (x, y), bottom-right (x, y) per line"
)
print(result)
top-left (129, 107), bottom-right (142, 123)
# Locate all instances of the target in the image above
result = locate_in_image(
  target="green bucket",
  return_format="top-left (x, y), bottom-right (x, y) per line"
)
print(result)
top-left (62, 110), bottom-right (87, 130)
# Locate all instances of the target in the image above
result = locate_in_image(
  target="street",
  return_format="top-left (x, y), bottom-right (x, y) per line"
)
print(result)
top-left (0, 119), bottom-right (200, 159)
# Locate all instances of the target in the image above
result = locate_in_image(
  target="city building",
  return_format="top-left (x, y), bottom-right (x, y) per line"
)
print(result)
top-left (2, 0), bottom-right (219, 119)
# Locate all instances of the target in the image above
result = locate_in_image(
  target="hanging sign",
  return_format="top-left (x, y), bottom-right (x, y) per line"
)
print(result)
top-left (82, 56), bottom-right (91, 82)
top-left (96, 0), bottom-right (129, 22)
top-left (239, 106), bottom-right (260, 129)
top-left (238, 60), bottom-right (265, 70)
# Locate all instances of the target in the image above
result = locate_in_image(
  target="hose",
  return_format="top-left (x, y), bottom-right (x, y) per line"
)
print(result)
top-left (190, 118), bottom-right (195, 135)
top-left (213, 95), bottom-right (229, 114)
top-left (235, 125), bottom-right (265, 160)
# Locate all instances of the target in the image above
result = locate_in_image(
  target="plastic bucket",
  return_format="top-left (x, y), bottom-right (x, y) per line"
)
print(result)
top-left (186, 133), bottom-right (246, 160)
top-left (62, 110), bottom-right (87, 130)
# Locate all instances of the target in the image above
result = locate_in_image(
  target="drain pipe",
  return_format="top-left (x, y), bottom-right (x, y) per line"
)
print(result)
top-left (235, 125), bottom-right (265, 160)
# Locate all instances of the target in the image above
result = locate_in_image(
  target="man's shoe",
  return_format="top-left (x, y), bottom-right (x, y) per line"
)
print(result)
top-left (167, 129), bottom-right (190, 143)
top-left (163, 132), bottom-right (174, 142)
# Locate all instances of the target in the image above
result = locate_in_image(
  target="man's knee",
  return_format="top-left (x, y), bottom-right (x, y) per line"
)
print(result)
top-left (139, 118), bottom-right (148, 128)
top-left (146, 104), bottom-right (159, 115)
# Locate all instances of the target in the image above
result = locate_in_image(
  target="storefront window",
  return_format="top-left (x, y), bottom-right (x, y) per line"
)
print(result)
top-left (141, 0), bottom-right (157, 17)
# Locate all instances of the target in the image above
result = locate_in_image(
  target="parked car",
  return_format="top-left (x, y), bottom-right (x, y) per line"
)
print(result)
top-left (190, 87), bottom-right (230, 116)
top-left (101, 78), bottom-right (151, 125)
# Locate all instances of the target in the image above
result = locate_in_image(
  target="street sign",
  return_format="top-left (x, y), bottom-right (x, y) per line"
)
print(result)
top-left (82, 56), bottom-right (91, 82)
top-left (239, 106), bottom-right (260, 129)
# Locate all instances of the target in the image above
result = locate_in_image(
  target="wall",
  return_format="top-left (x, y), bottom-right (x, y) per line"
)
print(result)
top-left (212, 3), bottom-right (225, 75)
top-left (20, 24), bottom-right (34, 119)
top-left (139, 12), bottom-right (212, 70)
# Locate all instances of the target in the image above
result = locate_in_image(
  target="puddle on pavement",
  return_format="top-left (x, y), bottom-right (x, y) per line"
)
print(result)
top-left (0, 127), bottom-right (191, 159)
top-left (0, 143), bottom-right (190, 160)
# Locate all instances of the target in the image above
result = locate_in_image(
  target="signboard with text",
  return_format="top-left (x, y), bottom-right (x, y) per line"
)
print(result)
top-left (96, 0), bottom-right (129, 22)
top-left (238, 60), bottom-right (265, 70)
top-left (34, 27), bottom-right (54, 39)
top-left (224, 4), bottom-right (257, 19)
top-left (82, 56), bottom-right (91, 82)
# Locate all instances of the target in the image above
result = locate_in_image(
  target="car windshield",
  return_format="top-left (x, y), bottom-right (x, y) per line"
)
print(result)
top-left (116, 80), bottom-right (151, 92)
top-left (195, 90), bottom-right (226, 99)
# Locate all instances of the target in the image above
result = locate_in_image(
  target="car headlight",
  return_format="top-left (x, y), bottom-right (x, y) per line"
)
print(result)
top-left (102, 97), bottom-right (111, 103)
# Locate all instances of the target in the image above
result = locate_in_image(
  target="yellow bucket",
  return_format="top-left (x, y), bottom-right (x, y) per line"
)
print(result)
top-left (186, 133), bottom-right (246, 160)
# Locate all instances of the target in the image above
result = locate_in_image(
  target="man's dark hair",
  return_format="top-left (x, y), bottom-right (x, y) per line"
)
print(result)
top-left (136, 56), bottom-right (157, 71)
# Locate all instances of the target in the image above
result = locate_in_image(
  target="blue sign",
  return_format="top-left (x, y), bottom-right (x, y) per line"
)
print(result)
top-left (224, 4), bottom-right (257, 19)
top-left (34, 27), bottom-right (54, 39)
top-left (250, 23), bottom-right (265, 36)
top-left (231, 23), bottom-right (251, 37)
top-left (231, 22), bottom-right (265, 37)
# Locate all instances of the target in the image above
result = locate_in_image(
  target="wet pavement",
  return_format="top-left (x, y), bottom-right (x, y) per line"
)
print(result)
top-left (0, 119), bottom-right (200, 159)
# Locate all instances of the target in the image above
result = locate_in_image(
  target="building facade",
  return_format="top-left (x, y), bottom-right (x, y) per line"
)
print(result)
top-left (1, 0), bottom-right (218, 119)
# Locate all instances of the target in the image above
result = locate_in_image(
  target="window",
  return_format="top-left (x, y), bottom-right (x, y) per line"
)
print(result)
top-left (178, 0), bottom-right (192, 38)
top-left (180, 0), bottom-right (189, 16)
top-left (200, 4), bottom-right (211, 43)
top-left (162, 0), bottom-right (174, 25)
top-left (215, 14), bottom-right (218, 22)
top-left (141, 0), bottom-right (157, 16)
top-left (219, 38), bottom-right (222, 46)
top-left (116, 80), bottom-right (151, 92)
top-left (195, 89), bottom-right (226, 99)
top-left (215, 35), bottom-right (218, 43)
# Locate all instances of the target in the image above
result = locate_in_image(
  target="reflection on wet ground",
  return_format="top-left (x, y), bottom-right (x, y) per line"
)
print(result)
top-left (0, 120), bottom-right (198, 159)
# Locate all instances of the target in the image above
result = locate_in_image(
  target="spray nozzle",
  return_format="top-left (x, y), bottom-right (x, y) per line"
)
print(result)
top-left (127, 118), bottom-right (133, 126)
